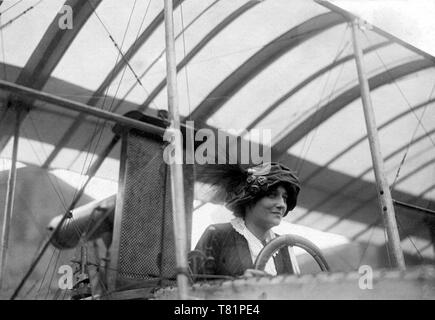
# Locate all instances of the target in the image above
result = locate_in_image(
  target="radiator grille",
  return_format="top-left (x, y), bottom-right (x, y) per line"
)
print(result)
top-left (114, 132), bottom-right (193, 288)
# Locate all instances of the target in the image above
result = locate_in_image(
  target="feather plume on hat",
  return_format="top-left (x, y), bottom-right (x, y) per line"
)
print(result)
top-left (195, 164), bottom-right (250, 204)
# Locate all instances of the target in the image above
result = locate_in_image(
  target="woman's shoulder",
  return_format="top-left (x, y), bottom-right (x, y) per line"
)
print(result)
top-left (204, 222), bottom-right (234, 234)
top-left (195, 222), bottom-right (236, 250)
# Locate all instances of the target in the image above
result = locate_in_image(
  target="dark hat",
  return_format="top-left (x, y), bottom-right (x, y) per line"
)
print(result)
top-left (225, 162), bottom-right (300, 216)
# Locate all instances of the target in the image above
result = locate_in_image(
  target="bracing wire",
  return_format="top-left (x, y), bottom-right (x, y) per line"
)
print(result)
top-left (70, 0), bottom-right (153, 165)
top-left (332, 251), bottom-right (358, 271)
top-left (52, 288), bottom-right (62, 300)
top-left (0, 0), bottom-right (24, 15)
top-left (47, 7), bottom-right (150, 266)
top-left (297, 38), bottom-right (350, 174)
top-left (85, 0), bottom-right (155, 106)
top-left (291, 22), bottom-right (350, 172)
top-left (390, 79), bottom-right (435, 191)
top-left (34, 247), bottom-right (57, 299)
top-left (0, 14), bottom-right (7, 80)
top-left (88, 242), bottom-right (112, 299)
top-left (106, 0), bottom-right (143, 113)
top-left (181, 22), bottom-right (344, 71)
top-left (395, 213), bottom-right (424, 262)
top-left (110, 0), bottom-right (220, 114)
top-left (61, 287), bottom-right (68, 300)
top-left (14, 193), bottom-right (45, 236)
top-left (357, 218), bottom-right (381, 267)
top-left (25, 115), bottom-right (69, 210)
top-left (22, 275), bottom-right (39, 299)
top-left (21, 233), bottom-right (51, 299)
top-left (72, 0), bottom-right (152, 198)
top-left (276, 24), bottom-right (349, 167)
top-left (0, 0), bottom-right (44, 31)
top-left (67, 51), bottom-right (128, 211)
top-left (115, 0), bottom-right (156, 107)
top-left (381, 219), bottom-right (393, 268)
top-left (78, 0), bottom-right (144, 180)
top-left (179, 2), bottom-right (192, 119)
top-left (68, 110), bottom-right (110, 205)
top-left (44, 249), bottom-right (62, 300)
top-left (361, 29), bottom-right (435, 150)
top-left (178, 0), bottom-right (199, 185)
top-left (11, 199), bottom-right (83, 299)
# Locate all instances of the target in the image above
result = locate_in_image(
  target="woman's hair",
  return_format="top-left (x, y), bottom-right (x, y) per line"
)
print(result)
top-left (233, 204), bottom-right (247, 218)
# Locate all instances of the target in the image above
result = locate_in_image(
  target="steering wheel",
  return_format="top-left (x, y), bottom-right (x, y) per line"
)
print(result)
top-left (254, 234), bottom-right (330, 273)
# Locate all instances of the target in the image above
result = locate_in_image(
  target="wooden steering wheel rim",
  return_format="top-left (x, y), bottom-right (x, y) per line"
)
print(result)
top-left (254, 234), bottom-right (330, 272)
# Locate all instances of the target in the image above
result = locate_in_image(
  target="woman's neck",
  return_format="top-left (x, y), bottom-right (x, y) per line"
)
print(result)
top-left (244, 218), bottom-right (269, 242)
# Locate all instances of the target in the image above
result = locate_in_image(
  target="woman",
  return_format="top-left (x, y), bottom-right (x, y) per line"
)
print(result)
top-left (193, 162), bottom-right (300, 277)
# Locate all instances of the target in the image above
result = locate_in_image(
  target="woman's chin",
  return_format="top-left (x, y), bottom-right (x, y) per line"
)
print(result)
top-left (269, 215), bottom-right (282, 226)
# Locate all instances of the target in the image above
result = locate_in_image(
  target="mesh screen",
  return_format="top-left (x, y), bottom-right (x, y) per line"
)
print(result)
top-left (115, 132), bottom-right (193, 288)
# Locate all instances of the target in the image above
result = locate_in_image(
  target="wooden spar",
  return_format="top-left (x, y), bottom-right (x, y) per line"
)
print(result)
top-left (163, 0), bottom-right (190, 299)
top-left (0, 80), bottom-right (165, 136)
top-left (393, 200), bottom-right (435, 217)
top-left (350, 20), bottom-right (406, 270)
top-left (0, 107), bottom-right (20, 288)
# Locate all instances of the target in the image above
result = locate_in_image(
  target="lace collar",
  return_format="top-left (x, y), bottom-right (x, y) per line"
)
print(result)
top-left (230, 217), bottom-right (278, 272)
top-left (230, 217), bottom-right (275, 244)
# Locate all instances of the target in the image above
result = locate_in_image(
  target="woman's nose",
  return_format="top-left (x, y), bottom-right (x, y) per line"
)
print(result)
top-left (275, 196), bottom-right (286, 209)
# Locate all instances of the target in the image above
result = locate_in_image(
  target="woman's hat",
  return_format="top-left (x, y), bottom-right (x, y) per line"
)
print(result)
top-left (224, 162), bottom-right (300, 216)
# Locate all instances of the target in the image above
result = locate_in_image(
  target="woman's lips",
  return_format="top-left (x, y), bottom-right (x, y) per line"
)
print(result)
top-left (271, 211), bottom-right (283, 216)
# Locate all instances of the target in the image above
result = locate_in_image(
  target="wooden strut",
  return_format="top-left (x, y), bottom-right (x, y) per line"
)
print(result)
top-left (163, 0), bottom-right (190, 299)
top-left (351, 20), bottom-right (406, 270)
top-left (0, 107), bottom-right (20, 289)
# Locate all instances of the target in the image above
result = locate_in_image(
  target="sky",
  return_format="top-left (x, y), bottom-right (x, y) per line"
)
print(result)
top-left (329, 0), bottom-right (435, 57)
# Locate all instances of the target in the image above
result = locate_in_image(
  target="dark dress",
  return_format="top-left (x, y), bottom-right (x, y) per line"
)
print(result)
top-left (193, 222), bottom-right (294, 277)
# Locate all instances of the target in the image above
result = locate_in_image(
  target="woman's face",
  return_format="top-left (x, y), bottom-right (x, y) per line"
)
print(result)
top-left (245, 185), bottom-right (288, 231)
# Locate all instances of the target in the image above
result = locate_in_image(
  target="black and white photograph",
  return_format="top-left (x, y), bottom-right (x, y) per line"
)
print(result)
top-left (0, 0), bottom-right (434, 304)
